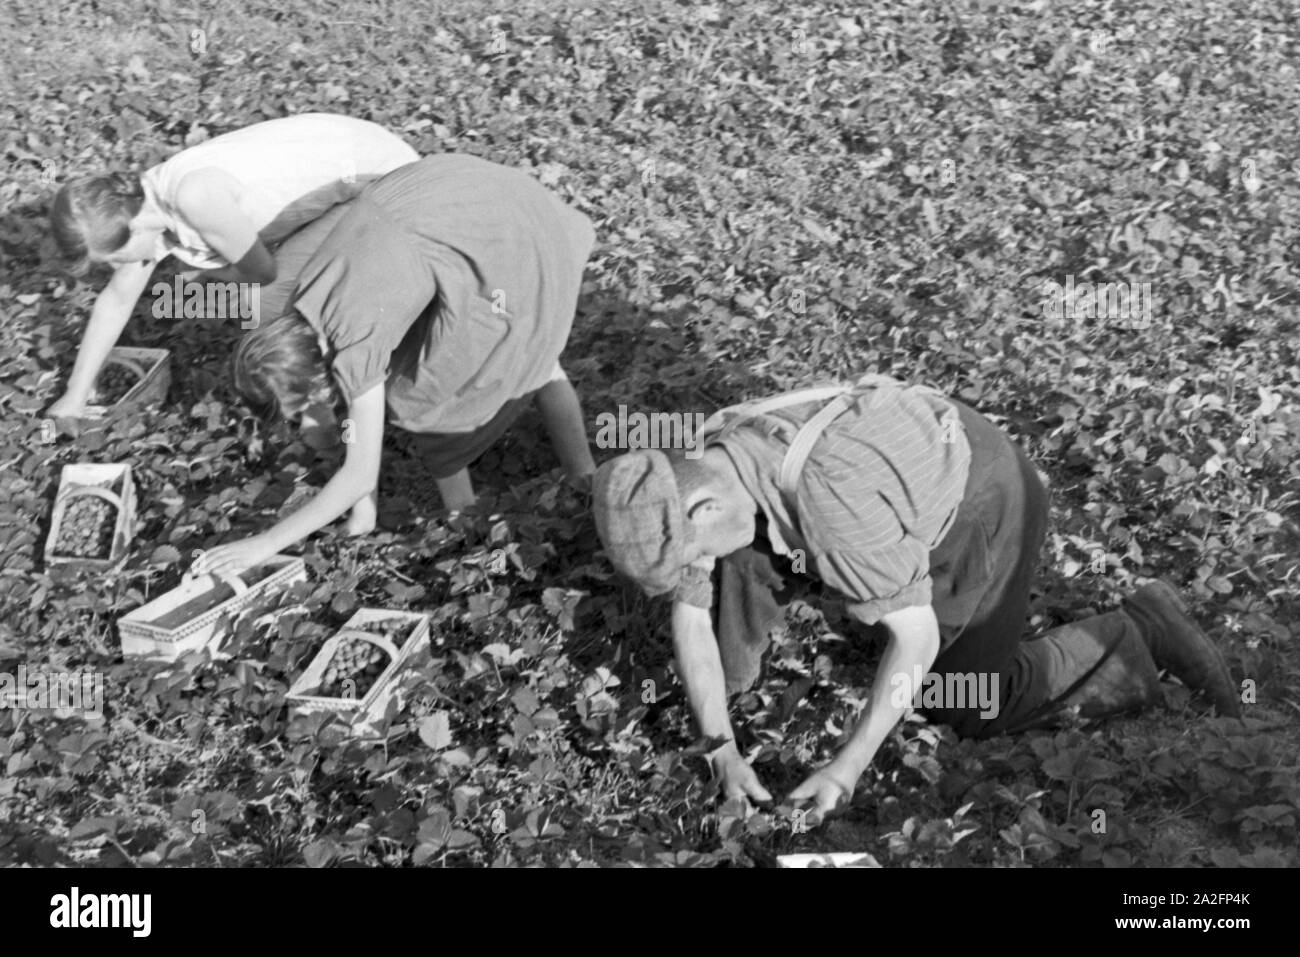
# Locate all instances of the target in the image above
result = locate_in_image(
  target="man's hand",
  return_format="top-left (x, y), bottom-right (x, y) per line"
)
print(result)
top-left (793, 604), bottom-right (941, 822)
top-left (788, 761), bottom-right (860, 823)
top-left (710, 744), bottom-right (773, 814)
top-left (192, 534), bottom-right (277, 579)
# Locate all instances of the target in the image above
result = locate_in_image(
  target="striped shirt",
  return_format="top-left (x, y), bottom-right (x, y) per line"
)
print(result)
top-left (676, 381), bottom-right (972, 623)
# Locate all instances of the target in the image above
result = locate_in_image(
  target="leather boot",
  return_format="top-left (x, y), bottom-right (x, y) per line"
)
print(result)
top-left (1122, 580), bottom-right (1240, 716)
top-left (1052, 626), bottom-right (1164, 720)
top-left (1004, 617), bottom-right (1164, 733)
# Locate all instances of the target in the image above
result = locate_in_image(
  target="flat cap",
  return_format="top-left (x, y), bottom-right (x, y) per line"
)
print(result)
top-left (592, 450), bottom-right (686, 596)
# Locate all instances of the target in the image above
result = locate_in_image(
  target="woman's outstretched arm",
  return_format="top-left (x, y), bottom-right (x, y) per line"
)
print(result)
top-left (47, 259), bottom-right (157, 417)
top-left (193, 383), bottom-right (386, 578)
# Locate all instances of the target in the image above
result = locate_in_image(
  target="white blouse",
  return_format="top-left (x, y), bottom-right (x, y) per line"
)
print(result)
top-left (141, 113), bottom-right (418, 269)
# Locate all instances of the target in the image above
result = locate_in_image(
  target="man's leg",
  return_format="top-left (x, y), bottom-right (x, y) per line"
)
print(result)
top-left (921, 404), bottom-right (1055, 736)
top-left (921, 406), bottom-right (1161, 736)
top-left (963, 579), bottom-right (1244, 736)
top-left (925, 416), bottom-right (1236, 736)
top-left (977, 612), bottom-right (1162, 735)
top-left (1122, 581), bottom-right (1239, 715)
top-left (936, 590), bottom-right (1236, 738)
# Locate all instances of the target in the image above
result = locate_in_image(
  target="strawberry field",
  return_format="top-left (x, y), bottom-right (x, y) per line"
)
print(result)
top-left (1, 0), bottom-right (1298, 868)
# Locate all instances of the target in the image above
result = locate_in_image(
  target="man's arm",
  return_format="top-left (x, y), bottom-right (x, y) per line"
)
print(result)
top-left (48, 259), bottom-right (157, 416)
top-left (672, 600), bottom-right (773, 807)
top-left (835, 603), bottom-right (942, 778)
top-left (173, 169), bottom-right (277, 284)
top-left (789, 602), bottom-right (942, 817)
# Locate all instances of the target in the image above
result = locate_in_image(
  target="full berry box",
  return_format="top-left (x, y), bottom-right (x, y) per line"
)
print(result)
top-left (287, 608), bottom-right (432, 733)
top-left (80, 346), bottom-right (171, 420)
top-left (44, 462), bottom-right (136, 568)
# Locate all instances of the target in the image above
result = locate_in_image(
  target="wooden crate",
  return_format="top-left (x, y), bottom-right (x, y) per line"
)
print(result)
top-left (81, 346), bottom-right (171, 420)
top-left (44, 463), bottom-right (136, 568)
top-left (117, 555), bottom-right (307, 661)
top-left (287, 608), bottom-right (432, 732)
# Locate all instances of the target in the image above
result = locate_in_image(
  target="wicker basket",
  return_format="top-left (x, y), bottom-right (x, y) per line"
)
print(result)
top-left (81, 346), bottom-right (171, 420)
top-left (117, 555), bottom-right (307, 661)
top-left (287, 608), bottom-right (431, 730)
top-left (44, 463), bottom-right (136, 567)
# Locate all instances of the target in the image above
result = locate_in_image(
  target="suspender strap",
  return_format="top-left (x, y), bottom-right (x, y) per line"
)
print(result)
top-left (699, 372), bottom-right (911, 515)
top-left (777, 391), bottom-right (855, 503)
top-left (776, 373), bottom-right (905, 507)
top-left (696, 384), bottom-right (850, 443)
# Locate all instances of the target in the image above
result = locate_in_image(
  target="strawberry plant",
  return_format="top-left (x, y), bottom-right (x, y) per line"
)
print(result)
top-left (1, 0), bottom-right (1297, 868)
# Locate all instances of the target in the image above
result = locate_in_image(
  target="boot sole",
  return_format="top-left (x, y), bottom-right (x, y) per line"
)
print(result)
top-left (1131, 581), bottom-right (1241, 717)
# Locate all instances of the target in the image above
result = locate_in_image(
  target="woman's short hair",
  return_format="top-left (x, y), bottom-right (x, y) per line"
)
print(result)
top-left (232, 312), bottom-right (338, 422)
top-left (49, 173), bottom-right (145, 273)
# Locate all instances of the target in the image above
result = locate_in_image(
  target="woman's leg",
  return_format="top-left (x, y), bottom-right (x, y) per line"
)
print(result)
top-left (415, 376), bottom-right (579, 510)
top-left (436, 468), bottom-right (476, 511)
top-left (411, 398), bottom-right (529, 510)
top-left (536, 365), bottom-right (596, 481)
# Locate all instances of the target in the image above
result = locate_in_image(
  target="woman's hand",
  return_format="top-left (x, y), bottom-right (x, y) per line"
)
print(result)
top-left (345, 491), bottom-right (378, 536)
top-left (45, 394), bottom-right (84, 420)
top-left (192, 534), bottom-right (277, 579)
top-left (229, 384), bottom-right (386, 557)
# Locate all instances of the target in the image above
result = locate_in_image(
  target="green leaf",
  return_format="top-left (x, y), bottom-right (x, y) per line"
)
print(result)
top-left (302, 840), bottom-right (338, 868)
top-left (418, 711), bottom-right (453, 751)
top-left (69, 816), bottom-right (121, 840)
top-left (149, 544), bottom-right (182, 566)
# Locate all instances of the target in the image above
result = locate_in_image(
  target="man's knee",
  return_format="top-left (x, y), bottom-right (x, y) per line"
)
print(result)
top-left (915, 666), bottom-right (1013, 738)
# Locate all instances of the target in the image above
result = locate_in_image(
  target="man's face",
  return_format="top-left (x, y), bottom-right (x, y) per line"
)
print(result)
top-left (683, 493), bottom-right (756, 562)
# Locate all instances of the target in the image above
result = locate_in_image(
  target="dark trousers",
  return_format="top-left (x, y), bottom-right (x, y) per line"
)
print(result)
top-left (713, 401), bottom-right (1144, 738)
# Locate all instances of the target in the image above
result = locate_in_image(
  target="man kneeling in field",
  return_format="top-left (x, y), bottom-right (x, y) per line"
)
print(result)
top-left (592, 375), bottom-right (1240, 820)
